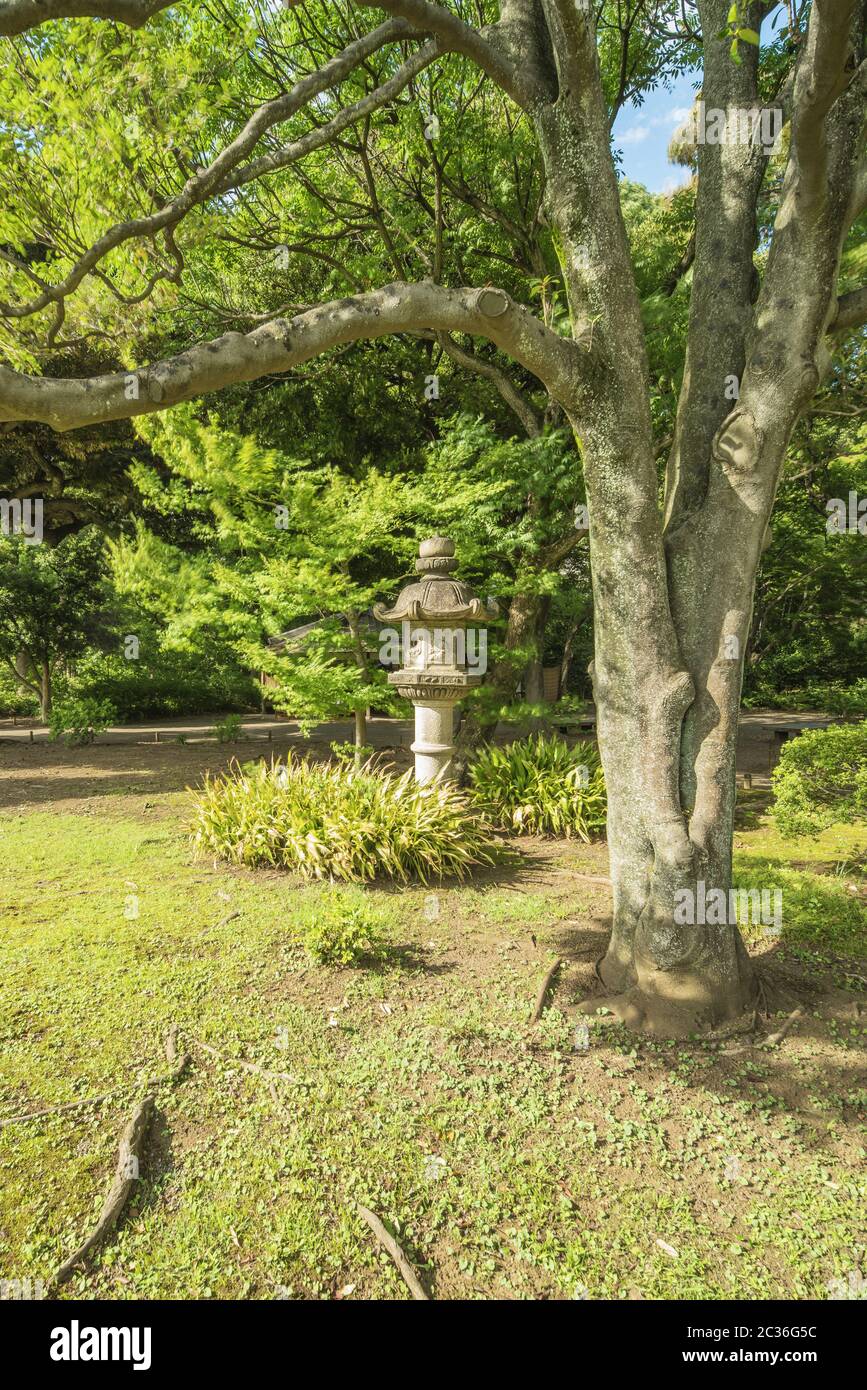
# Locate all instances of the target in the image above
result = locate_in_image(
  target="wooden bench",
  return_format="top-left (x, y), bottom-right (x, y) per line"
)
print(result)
top-left (555, 713), bottom-right (597, 737)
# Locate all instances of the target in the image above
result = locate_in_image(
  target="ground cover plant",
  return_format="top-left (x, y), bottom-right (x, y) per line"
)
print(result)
top-left (0, 738), bottom-right (864, 1301)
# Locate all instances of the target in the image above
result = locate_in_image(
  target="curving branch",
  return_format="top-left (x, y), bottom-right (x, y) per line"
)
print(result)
top-left (435, 330), bottom-right (543, 436)
top-left (0, 0), bottom-right (171, 33)
top-left (224, 41), bottom-right (442, 196)
top-left (284, 0), bottom-right (533, 108)
top-left (0, 20), bottom-right (418, 321)
top-left (0, 281), bottom-right (589, 431)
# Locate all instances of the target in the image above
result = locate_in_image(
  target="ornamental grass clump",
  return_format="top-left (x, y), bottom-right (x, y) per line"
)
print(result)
top-left (190, 756), bottom-right (496, 882)
top-left (469, 734), bottom-right (607, 838)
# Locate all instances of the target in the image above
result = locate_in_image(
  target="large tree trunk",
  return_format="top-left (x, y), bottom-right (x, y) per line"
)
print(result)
top-left (527, 4), bottom-right (762, 1035)
top-left (577, 424), bottom-right (759, 1036)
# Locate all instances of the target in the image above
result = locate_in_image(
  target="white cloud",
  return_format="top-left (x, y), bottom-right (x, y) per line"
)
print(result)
top-left (618, 125), bottom-right (650, 145)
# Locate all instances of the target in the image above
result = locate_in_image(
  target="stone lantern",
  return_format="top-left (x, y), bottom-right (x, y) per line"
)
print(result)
top-left (374, 536), bottom-right (498, 783)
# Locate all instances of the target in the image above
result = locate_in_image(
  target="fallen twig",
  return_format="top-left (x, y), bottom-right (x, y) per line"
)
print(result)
top-left (200, 910), bottom-right (241, 936)
top-left (51, 1095), bottom-right (155, 1288)
top-left (529, 958), bottom-right (562, 1025)
top-left (760, 1006), bottom-right (804, 1049)
top-left (0, 1089), bottom-right (120, 1130)
top-left (193, 1038), bottom-right (300, 1084)
top-left (355, 1203), bottom-right (430, 1301)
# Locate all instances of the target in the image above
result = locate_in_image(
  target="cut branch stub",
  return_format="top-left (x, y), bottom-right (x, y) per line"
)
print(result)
top-left (474, 287), bottom-right (510, 317)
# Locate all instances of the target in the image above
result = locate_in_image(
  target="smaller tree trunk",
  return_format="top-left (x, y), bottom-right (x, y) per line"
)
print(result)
top-left (40, 661), bottom-right (52, 721)
top-left (15, 649), bottom-right (32, 697)
top-left (353, 707), bottom-right (366, 768)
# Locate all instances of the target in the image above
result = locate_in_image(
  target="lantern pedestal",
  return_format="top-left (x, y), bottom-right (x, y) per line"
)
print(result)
top-left (387, 670), bottom-right (481, 784)
top-left (411, 698), bottom-right (458, 784)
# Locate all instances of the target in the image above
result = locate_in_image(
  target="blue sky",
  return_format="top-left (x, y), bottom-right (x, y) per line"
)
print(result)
top-left (611, 71), bottom-right (701, 194)
top-left (612, 3), bottom-right (789, 193)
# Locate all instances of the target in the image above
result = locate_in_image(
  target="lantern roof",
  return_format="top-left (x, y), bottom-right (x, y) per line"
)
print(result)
top-left (373, 536), bottom-right (499, 624)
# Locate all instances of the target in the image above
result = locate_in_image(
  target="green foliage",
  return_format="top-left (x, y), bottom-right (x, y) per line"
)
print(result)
top-left (0, 667), bottom-right (38, 717)
top-left (300, 890), bottom-right (389, 966)
top-left (213, 714), bottom-right (243, 744)
top-left (744, 417), bottom-right (867, 703)
top-left (191, 757), bottom-right (496, 883)
top-left (732, 860), bottom-right (866, 956)
top-left (771, 722), bottom-right (867, 837)
top-left (138, 412), bottom-right (412, 730)
top-left (330, 740), bottom-right (375, 765)
top-left (743, 680), bottom-right (867, 717)
top-left (56, 648), bottom-right (257, 721)
top-left (469, 735), bottom-right (607, 838)
top-left (0, 530), bottom-right (116, 711)
top-left (48, 695), bottom-right (116, 747)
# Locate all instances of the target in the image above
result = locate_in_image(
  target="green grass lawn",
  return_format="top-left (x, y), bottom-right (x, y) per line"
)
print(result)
top-left (1, 776), bottom-right (865, 1301)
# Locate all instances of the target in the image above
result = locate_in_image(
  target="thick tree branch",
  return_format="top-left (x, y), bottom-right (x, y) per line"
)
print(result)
top-left (282, 0), bottom-right (532, 108)
top-left (828, 285), bottom-right (867, 336)
top-left (791, 0), bottom-right (860, 210)
top-left (664, 0), bottom-right (771, 529)
top-left (0, 0), bottom-right (170, 33)
top-left (0, 282), bottom-right (588, 430)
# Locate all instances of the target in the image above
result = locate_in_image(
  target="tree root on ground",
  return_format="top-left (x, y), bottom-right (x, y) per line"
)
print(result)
top-left (51, 1094), bottom-right (155, 1289)
top-left (529, 957), bottom-right (562, 1025)
top-left (355, 1203), bottom-right (430, 1301)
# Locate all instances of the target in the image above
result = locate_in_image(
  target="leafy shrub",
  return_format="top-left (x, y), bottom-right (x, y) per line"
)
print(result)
top-left (329, 740), bottom-right (376, 766)
top-left (771, 721), bottom-right (867, 836)
top-left (54, 649), bottom-right (258, 722)
top-left (214, 714), bottom-right (243, 743)
top-left (190, 756), bottom-right (495, 882)
top-left (0, 668), bottom-right (38, 718)
top-left (301, 890), bottom-right (389, 965)
top-left (49, 696), bottom-right (117, 747)
top-left (743, 680), bottom-right (867, 716)
top-left (469, 734), bottom-right (606, 838)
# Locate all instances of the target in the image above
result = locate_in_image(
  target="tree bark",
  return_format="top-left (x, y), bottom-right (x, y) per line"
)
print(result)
top-left (353, 707), bottom-right (367, 768)
top-left (15, 649), bottom-right (31, 697)
top-left (40, 660), bottom-right (52, 721)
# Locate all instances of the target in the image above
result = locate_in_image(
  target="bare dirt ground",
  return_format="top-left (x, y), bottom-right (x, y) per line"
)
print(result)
top-left (0, 709), bottom-right (824, 814)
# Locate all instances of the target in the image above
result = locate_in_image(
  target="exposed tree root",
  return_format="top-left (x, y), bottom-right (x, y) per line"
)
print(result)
top-left (192, 1038), bottom-right (301, 1085)
top-left (0, 1089), bottom-right (122, 1130)
top-left (529, 957), bottom-right (562, 1025)
top-left (51, 1095), bottom-right (155, 1288)
top-left (760, 1006), bottom-right (804, 1050)
top-left (355, 1203), bottom-right (430, 1301)
top-left (1, 1032), bottom-right (190, 1130)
